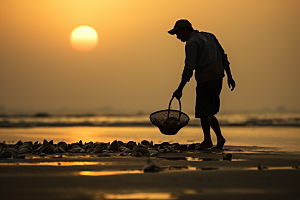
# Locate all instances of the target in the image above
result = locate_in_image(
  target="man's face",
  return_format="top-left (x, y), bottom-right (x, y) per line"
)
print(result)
top-left (175, 28), bottom-right (189, 42)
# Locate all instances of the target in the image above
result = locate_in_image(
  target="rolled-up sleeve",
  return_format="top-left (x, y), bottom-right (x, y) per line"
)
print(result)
top-left (182, 40), bottom-right (198, 81)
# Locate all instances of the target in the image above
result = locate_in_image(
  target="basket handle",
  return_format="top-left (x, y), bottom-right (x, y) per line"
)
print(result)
top-left (168, 97), bottom-right (182, 120)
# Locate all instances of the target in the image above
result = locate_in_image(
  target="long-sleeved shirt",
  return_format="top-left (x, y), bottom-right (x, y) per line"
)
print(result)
top-left (182, 30), bottom-right (226, 83)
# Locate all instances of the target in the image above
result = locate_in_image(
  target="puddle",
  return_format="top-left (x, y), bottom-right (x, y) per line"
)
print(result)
top-left (200, 166), bottom-right (298, 171)
top-left (80, 166), bottom-right (196, 176)
top-left (157, 156), bottom-right (245, 161)
top-left (186, 157), bottom-right (246, 161)
top-left (0, 161), bottom-right (111, 166)
top-left (80, 170), bottom-right (143, 176)
top-left (104, 192), bottom-right (175, 199)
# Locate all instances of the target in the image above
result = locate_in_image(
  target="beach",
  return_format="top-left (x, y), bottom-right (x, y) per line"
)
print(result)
top-left (1, 142), bottom-right (300, 200)
top-left (1, 113), bottom-right (300, 199)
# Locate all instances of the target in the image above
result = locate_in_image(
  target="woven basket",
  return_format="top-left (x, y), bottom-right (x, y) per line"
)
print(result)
top-left (150, 97), bottom-right (189, 135)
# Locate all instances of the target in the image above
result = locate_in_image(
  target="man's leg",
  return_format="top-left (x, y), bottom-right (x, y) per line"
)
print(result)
top-left (200, 117), bottom-right (213, 148)
top-left (209, 115), bottom-right (226, 149)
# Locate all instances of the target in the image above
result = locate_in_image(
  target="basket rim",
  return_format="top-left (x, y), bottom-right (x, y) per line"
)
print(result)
top-left (150, 109), bottom-right (189, 118)
top-left (149, 109), bottom-right (190, 127)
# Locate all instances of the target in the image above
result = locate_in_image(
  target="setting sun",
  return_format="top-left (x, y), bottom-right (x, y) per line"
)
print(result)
top-left (70, 26), bottom-right (98, 51)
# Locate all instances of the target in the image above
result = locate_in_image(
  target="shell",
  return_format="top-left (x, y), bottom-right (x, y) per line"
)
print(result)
top-left (19, 148), bottom-right (31, 154)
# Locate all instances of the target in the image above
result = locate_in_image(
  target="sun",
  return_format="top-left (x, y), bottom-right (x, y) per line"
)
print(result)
top-left (70, 26), bottom-right (98, 51)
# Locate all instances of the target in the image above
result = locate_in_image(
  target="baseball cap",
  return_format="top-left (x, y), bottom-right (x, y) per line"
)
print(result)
top-left (168, 19), bottom-right (192, 35)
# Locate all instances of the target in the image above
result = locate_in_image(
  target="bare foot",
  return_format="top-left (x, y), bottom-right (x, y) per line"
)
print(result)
top-left (215, 138), bottom-right (226, 149)
top-left (198, 141), bottom-right (213, 149)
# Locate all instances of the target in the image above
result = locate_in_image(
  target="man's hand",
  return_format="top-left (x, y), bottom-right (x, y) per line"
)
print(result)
top-left (173, 89), bottom-right (183, 100)
top-left (228, 77), bottom-right (236, 91)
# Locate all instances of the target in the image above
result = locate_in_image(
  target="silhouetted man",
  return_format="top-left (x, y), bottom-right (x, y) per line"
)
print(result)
top-left (168, 19), bottom-right (235, 149)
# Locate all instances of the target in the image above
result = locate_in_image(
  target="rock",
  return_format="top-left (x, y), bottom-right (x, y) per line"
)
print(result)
top-left (57, 142), bottom-right (68, 151)
top-left (98, 152), bottom-right (111, 157)
top-left (43, 139), bottom-right (48, 146)
top-left (0, 143), bottom-right (8, 152)
top-left (141, 140), bottom-right (150, 147)
top-left (188, 143), bottom-right (196, 150)
top-left (223, 153), bottom-right (232, 160)
top-left (24, 141), bottom-right (33, 146)
top-left (143, 158), bottom-right (161, 172)
top-left (80, 149), bottom-right (86, 153)
top-left (108, 140), bottom-right (119, 151)
top-left (117, 141), bottom-right (124, 146)
top-left (19, 148), bottom-right (31, 154)
top-left (92, 146), bottom-right (103, 153)
top-left (126, 141), bottom-right (136, 150)
top-left (179, 145), bottom-right (187, 151)
top-left (161, 142), bottom-right (170, 147)
top-left (6, 148), bottom-right (18, 154)
top-left (71, 147), bottom-right (83, 153)
top-left (158, 149), bottom-right (165, 153)
top-left (15, 140), bottom-right (23, 147)
top-left (56, 147), bottom-right (66, 153)
top-left (0, 151), bottom-right (13, 158)
top-left (258, 165), bottom-right (268, 170)
top-left (149, 150), bottom-right (158, 157)
top-left (47, 145), bottom-right (56, 154)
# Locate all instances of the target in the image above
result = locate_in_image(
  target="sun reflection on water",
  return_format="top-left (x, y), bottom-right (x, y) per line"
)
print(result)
top-left (103, 192), bottom-right (175, 199)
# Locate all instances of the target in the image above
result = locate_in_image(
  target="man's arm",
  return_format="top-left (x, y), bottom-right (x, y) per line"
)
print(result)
top-left (173, 79), bottom-right (187, 100)
top-left (173, 40), bottom-right (197, 99)
top-left (223, 55), bottom-right (236, 91)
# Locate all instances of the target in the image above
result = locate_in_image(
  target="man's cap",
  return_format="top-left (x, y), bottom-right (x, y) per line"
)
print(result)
top-left (168, 19), bottom-right (192, 35)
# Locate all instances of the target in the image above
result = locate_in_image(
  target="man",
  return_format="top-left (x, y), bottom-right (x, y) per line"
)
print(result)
top-left (168, 19), bottom-right (235, 149)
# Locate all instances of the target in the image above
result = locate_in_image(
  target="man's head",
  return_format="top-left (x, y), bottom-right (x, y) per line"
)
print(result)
top-left (168, 19), bottom-right (194, 42)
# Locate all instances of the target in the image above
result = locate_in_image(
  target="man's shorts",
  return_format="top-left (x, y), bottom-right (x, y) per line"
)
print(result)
top-left (195, 79), bottom-right (223, 118)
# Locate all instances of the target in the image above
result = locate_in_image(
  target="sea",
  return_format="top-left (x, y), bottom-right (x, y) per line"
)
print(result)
top-left (0, 112), bottom-right (300, 152)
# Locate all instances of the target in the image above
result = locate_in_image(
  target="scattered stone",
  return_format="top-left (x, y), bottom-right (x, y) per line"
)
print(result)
top-left (143, 158), bottom-right (161, 172)
top-left (179, 144), bottom-right (187, 151)
top-left (98, 152), bottom-right (111, 157)
top-left (5, 148), bottom-right (18, 154)
top-left (56, 147), bottom-right (66, 153)
top-left (43, 139), bottom-right (48, 146)
top-left (57, 142), bottom-right (68, 151)
top-left (223, 153), bottom-right (232, 161)
top-left (0, 151), bottom-right (13, 158)
top-left (108, 140), bottom-right (119, 151)
top-left (258, 165), bottom-right (268, 170)
top-left (40, 153), bottom-right (46, 157)
top-left (70, 147), bottom-right (83, 153)
top-left (141, 140), bottom-right (150, 147)
top-left (19, 148), bottom-right (31, 154)
top-left (80, 149), bottom-right (86, 153)
top-left (47, 145), bottom-right (56, 154)
top-left (92, 146), bottom-right (103, 153)
top-left (188, 143), bottom-right (196, 150)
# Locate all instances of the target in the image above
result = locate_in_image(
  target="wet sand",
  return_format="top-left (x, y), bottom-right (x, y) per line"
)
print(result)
top-left (1, 145), bottom-right (300, 200)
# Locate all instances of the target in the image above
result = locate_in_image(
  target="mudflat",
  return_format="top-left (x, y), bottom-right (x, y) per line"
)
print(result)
top-left (1, 145), bottom-right (300, 200)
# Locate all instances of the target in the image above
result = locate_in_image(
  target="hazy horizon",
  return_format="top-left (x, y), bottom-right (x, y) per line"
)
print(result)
top-left (1, 0), bottom-right (300, 114)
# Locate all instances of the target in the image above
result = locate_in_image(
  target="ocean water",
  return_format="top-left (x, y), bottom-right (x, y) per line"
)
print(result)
top-left (0, 112), bottom-right (300, 151)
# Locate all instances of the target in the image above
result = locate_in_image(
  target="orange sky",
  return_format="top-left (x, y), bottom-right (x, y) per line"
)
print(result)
top-left (0, 0), bottom-right (300, 113)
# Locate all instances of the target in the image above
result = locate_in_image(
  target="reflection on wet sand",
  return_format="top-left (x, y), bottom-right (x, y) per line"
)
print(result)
top-left (104, 192), bottom-right (175, 200)
top-left (0, 161), bottom-right (110, 166)
top-left (80, 170), bottom-right (143, 176)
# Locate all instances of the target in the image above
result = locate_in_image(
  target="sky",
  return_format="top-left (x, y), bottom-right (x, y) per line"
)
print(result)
top-left (1, 0), bottom-right (300, 114)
